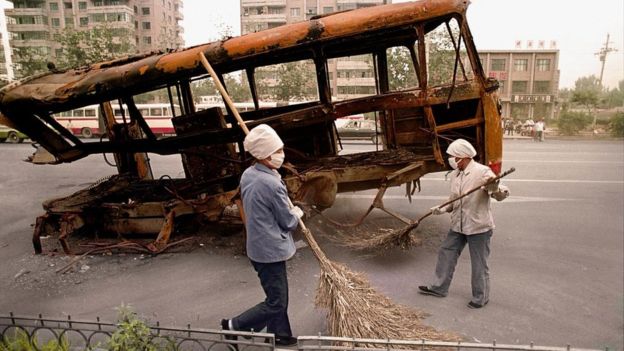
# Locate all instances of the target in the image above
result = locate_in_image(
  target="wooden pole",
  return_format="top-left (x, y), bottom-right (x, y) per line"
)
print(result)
top-left (198, 52), bottom-right (250, 135)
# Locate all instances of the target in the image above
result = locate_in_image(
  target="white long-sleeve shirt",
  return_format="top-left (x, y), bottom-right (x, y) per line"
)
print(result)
top-left (445, 160), bottom-right (496, 235)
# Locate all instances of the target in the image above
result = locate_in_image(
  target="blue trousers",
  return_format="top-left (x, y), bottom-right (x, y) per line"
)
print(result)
top-left (232, 260), bottom-right (292, 337)
top-left (430, 230), bottom-right (492, 305)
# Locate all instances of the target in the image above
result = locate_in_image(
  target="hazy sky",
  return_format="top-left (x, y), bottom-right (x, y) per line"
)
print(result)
top-left (1, 0), bottom-right (622, 89)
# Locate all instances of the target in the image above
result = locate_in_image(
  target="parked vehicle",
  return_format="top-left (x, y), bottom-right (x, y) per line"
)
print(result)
top-left (337, 119), bottom-right (380, 143)
top-left (0, 125), bottom-right (27, 143)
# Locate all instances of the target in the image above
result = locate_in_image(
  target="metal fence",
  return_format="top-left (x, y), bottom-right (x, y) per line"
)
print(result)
top-left (0, 314), bottom-right (606, 351)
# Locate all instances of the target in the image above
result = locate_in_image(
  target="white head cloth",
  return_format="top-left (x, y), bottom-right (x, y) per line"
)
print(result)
top-left (243, 124), bottom-right (284, 160)
top-left (446, 139), bottom-right (477, 158)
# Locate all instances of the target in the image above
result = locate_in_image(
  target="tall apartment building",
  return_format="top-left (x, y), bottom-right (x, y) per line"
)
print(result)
top-left (0, 32), bottom-right (8, 82)
top-left (479, 49), bottom-right (560, 120)
top-left (240, 0), bottom-right (390, 101)
top-left (4, 0), bottom-right (184, 77)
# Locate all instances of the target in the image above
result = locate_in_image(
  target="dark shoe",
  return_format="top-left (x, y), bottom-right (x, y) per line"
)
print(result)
top-left (221, 319), bottom-right (238, 343)
top-left (467, 300), bottom-right (488, 309)
top-left (275, 336), bottom-right (298, 347)
top-left (418, 285), bottom-right (445, 298)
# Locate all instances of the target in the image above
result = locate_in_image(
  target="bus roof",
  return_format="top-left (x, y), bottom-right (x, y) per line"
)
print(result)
top-left (0, 0), bottom-right (468, 114)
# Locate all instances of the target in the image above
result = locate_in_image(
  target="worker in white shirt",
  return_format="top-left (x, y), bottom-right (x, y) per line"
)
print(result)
top-left (418, 139), bottom-right (509, 309)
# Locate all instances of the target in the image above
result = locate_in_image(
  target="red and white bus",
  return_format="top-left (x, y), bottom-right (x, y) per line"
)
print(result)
top-left (54, 103), bottom-right (181, 138)
top-left (54, 102), bottom-right (277, 138)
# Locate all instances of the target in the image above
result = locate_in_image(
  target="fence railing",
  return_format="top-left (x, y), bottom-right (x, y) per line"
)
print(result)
top-left (0, 314), bottom-right (606, 351)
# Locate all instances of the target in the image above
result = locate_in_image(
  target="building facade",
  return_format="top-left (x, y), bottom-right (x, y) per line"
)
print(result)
top-left (4, 0), bottom-right (184, 78)
top-left (240, 0), bottom-right (389, 101)
top-left (479, 49), bottom-right (560, 121)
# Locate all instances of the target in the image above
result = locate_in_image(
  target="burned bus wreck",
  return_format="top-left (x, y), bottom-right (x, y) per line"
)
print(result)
top-left (0, 0), bottom-right (502, 254)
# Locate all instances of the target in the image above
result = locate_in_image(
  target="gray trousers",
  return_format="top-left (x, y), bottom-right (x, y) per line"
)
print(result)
top-left (430, 230), bottom-right (492, 305)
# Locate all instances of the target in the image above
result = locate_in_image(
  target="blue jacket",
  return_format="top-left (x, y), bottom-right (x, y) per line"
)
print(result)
top-left (240, 163), bottom-right (298, 263)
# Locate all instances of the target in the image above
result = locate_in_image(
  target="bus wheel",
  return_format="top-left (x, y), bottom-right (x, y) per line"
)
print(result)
top-left (81, 127), bottom-right (93, 138)
top-left (7, 131), bottom-right (23, 144)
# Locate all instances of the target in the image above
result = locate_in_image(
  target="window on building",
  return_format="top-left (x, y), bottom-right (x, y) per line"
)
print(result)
top-left (306, 7), bottom-right (317, 15)
top-left (142, 21), bottom-right (151, 30)
top-left (78, 2), bottom-right (87, 10)
top-left (290, 7), bottom-right (300, 16)
top-left (536, 58), bottom-right (551, 72)
top-left (55, 48), bottom-right (63, 57)
top-left (143, 36), bottom-right (152, 44)
top-left (49, 2), bottom-right (59, 11)
top-left (65, 17), bottom-right (74, 27)
top-left (512, 80), bottom-right (528, 93)
top-left (323, 6), bottom-right (333, 13)
top-left (268, 7), bottom-right (284, 14)
top-left (533, 80), bottom-right (551, 94)
top-left (79, 17), bottom-right (88, 26)
top-left (51, 18), bottom-right (61, 27)
top-left (142, 7), bottom-right (150, 15)
top-left (514, 59), bottom-right (528, 71)
top-left (490, 58), bottom-right (505, 71)
top-left (64, 2), bottom-right (72, 9)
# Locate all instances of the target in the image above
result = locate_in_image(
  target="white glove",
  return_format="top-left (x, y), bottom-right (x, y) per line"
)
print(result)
top-left (491, 185), bottom-right (510, 201)
top-left (291, 206), bottom-right (304, 219)
top-left (484, 178), bottom-right (500, 192)
top-left (430, 206), bottom-right (446, 215)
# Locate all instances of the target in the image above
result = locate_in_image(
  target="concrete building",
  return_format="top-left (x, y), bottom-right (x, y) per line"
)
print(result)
top-left (0, 32), bottom-right (8, 82)
top-left (3, 0), bottom-right (184, 77)
top-left (479, 49), bottom-right (560, 121)
top-left (240, 0), bottom-right (389, 101)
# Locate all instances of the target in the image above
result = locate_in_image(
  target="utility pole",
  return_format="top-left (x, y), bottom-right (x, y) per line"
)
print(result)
top-left (595, 33), bottom-right (617, 87)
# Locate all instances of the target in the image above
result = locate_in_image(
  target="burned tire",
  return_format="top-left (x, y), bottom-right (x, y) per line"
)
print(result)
top-left (81, 127), bottom-right (93, 139)
top-left (6, 131), bottom-right (23, 144)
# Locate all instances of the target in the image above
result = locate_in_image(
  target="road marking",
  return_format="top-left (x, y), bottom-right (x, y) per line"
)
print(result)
top-left (504, 159), bottom-right (623, 164)
top-left (336, 194), bottom-right (573, 203)
top-left (420, 178), bottom-right (624, 184)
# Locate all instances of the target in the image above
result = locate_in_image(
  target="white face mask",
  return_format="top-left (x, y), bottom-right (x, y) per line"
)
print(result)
top-left (268, 151), bottom-right (285, 169)
top-left (448, 157), bottom-right (458, 170)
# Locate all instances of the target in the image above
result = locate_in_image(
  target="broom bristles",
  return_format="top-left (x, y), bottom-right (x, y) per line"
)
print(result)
top-left (315, 260), bottom-right (458, 343)
top-left (337, 223), bottom-right (420, 251)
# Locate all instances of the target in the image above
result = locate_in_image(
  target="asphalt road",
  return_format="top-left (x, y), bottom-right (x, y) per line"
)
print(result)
top-left (0, 139), bottom-right (622, 350)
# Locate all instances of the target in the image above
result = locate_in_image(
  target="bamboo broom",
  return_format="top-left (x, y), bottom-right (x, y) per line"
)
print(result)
top-left (198, 52), bottom-right (457, 342)
top-left (340, 168), bottom-right (516, 251)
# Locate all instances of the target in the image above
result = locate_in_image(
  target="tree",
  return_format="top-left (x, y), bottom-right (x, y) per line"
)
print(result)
top-left (12, 46), bottom-right (49, 78)
top-left (55, 24), bottom-right (135, 69)
top-left (609, 112), bottom-right (624, 137)
top-left (387, 46), bottom-right (418, 91)
top-left (570, 75), bottom-right (601, 128)
top-left (272, 62), bottom-right (316, 102)
top-left (602, 80), bottom-right (624, 109)
top-left (557, 111), bottom-right (592, 135)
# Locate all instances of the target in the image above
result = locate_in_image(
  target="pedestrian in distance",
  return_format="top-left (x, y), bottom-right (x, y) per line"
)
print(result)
top-left (221, 124), bottom-right (302, 347)
top-left (418, 139), bottom-right (510, 309)
top-left (535, 119), bottom-right (545, 142)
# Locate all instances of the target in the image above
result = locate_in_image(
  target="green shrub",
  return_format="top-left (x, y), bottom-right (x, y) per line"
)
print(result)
top-left (0, 329), bottom-right (69, 351)
top-left (108, 304), bottom-right (175, 351)
top-left (609, 112), bottom-right (624, 137)
top-left (557, 111), bottom-right (592, 135)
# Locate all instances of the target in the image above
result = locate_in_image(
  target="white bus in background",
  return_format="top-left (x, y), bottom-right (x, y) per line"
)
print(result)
top-left (54, 103), bottom-right (181, 138)
top-left (54, 101), bottom-right (278, 138)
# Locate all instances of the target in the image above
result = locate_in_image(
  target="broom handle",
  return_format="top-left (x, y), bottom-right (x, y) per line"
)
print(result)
top-left (198, 52), bottom-right (250, 135)
top-left (418, 167), bottom-right (516, 222)
top-left (198, 52), bottom-right (329, 263)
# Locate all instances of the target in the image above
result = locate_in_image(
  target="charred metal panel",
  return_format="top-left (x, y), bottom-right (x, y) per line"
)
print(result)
top-left (172, 107), bottom-right (240, 187)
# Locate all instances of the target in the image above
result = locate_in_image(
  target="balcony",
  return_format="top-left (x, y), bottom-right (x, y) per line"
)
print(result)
top-left (86, 4), bottom-right (133, 15)
top-left (242, 0), bottom-right (286, 6)
top-left (7, 23), bottom-right (49, 32)
top-left (4, 8), bottom-right (46, 16)
top-left (246, 13), bottom-right (287, 23)
top-left (337, 77), bottom-right (376, 86)
top-left (175, 10), bottom-right (183, 20)
top-left (337, 0), bottom-right (385, 4)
